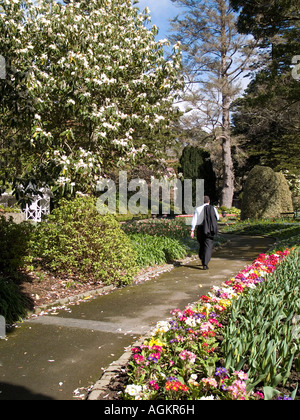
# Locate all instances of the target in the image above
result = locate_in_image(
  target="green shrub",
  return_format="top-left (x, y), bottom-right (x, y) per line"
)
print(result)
top-left (0, 277), bottom-right (30, 324)
top-left (0, 216), bottom-right (33, 273)
top-left (0, 205), bottom-right (21, 213)
top-left (179, 146), bottom-right (217, 205)
top-left (122, 219), bottom-right (190, 240)
top-left (32, 197), bottom-right (138, 286)
top-left (129, 234), bottom-right (187, 267)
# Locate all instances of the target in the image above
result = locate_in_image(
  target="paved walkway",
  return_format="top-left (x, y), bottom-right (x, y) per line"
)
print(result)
top-left (0, 234), bottom-right (274, 400)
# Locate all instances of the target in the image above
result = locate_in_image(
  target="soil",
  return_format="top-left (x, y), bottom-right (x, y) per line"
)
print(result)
top-left (101, 368), bottom-right (130, 401)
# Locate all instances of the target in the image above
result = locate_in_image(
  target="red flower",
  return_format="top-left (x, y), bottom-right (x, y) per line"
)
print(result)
top-left (184, 308), bottom-right (195, 317)
top-left (165, 380), bottom-right (189, 393)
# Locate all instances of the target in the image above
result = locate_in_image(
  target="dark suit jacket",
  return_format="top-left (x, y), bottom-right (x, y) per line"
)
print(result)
top-left (203, 205), bottom-right (218, 237)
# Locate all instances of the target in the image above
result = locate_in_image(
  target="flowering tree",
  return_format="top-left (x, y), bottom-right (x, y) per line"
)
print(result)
top-left (0, 0), bottom-right (182, 198)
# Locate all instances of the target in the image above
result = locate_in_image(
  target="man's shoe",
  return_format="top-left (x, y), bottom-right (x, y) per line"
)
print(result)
top-left (203, 265), bottom-right (209, 270)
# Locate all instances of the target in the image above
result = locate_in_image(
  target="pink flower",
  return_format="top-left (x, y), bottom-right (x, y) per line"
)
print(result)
top-left (134, 354), bottom-right (144, 365)
top-left (201, 377), bottom-right (218, 388)
top-left (200, 322), bottom-right (215, 332)
top-left (234, 370), bottom-right (248, 381)
top-left (179, 350), bottom-right (197, 364)
top-left (228, 380), bottom-right (247, 400)
top-left (149, 380), bottom-right (159, 391)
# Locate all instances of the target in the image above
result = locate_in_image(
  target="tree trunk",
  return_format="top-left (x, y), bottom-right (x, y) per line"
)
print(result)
top-left (220, 1), bottom-right (234, 208)
top-left (221, 93), bottom-right (234, 208)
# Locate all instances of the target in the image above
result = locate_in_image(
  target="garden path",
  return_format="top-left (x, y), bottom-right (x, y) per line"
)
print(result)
top-left (0, 234), bottom-right (274, 400)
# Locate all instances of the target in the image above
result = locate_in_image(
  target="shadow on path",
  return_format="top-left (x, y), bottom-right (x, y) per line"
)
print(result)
top-left (0, 382), bottom-right (54, 400)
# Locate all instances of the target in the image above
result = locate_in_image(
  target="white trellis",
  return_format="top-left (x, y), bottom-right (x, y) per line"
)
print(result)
top-left (24, 185), bottom-right (53, 223)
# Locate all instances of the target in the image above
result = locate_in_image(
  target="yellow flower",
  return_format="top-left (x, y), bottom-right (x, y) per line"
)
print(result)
top-left (219, 299), bottom-right (232, 308)
top-left (145, 337), bottom-right (166, 349)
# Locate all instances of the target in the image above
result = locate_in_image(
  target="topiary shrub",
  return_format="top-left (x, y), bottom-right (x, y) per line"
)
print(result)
top-left (32, 197), bottom-right (138, 286)
top-left (276, 172), bottom-right (294, 214)
top-left (241, 166), bottom-right (293, 220)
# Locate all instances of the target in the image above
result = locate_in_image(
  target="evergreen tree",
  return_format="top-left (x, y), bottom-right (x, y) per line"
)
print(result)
top-left (180, 146), bottom-right (217, 205)
top-left (230, 0), bottom-right (300, 39)
top-left (170, 0), bottom-right (257, 207)
top-left (230, 0), bottom-right (300, 196)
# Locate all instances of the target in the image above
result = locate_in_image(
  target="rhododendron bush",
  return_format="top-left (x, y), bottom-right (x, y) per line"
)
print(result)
top-left (0, 0), bottom-right (182, 197)
top-left (124, 249), bottom-right (299, 400)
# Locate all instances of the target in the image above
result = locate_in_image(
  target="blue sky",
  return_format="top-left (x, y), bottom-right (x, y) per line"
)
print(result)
top-left (136, 0), bottom-right (180, 40)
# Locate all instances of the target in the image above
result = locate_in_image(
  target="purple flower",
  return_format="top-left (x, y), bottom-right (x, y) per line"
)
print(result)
top-left (166, 376), bottom-right (179, 382)
top-left (215, 367), bottom-right (229, 377)
top-left (169, 320), bottom-right (179, 330)
top-left (148, 353), bottom-right (160, 363)
top-left (209, 312), bottom-right (219, 318)
top-left (195, 313), bottom-right (206, 320)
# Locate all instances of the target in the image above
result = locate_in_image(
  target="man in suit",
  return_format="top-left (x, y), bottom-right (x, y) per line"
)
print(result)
top-left (190, 196), bottom-right (219, 270)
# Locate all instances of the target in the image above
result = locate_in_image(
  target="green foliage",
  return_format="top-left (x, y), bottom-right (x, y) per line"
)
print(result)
top-left (230, 0), bottom-right (300, 182)
top-left (241, 166), bottom-right (293, 220)
top-left (31, 197), bottom-right (138, 286)
top-left (232, 75), bottom-right (300, 180)
top-left (222, 250), bottom-right (300, 390)
top-left (122, 219), bottom-right (191, 267)
top-left (0, 205), bottom-right (21, 213)
top-left (0, 216), bottom-right (33, 273)
top-left (122, 218), bottom-right (190, 240)
top-left (129, 234), bottom-right (187, 268)
top-left (179, 146), bottom-right (217, 205)
top-left (0, 277), bottom-right (30, 324)
top-left (230, 0), bottom-right (299, 39)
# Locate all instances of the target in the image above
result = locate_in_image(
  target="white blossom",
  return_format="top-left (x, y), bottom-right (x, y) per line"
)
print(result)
top-left (0, 0), bottom-right (182, 196)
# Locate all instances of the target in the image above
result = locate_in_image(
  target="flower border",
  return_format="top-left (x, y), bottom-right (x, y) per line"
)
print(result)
top-left (124, 249), bottom-right (292, 400)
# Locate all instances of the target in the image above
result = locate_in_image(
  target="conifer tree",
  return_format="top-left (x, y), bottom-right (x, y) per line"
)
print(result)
top-left (170, 0), bottom-right (257, 207)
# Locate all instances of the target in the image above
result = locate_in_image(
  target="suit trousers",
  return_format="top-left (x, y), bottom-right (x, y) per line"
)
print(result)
top-left (196, 225), bottom-right (214, 266)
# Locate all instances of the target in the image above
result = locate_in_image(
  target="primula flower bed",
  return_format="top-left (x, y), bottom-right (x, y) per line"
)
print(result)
top-left (124, 249), bottom-right (294, 401)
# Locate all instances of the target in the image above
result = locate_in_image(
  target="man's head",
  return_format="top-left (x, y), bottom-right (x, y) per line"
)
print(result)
top-left (204, 196), bottom-right (210, 204)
